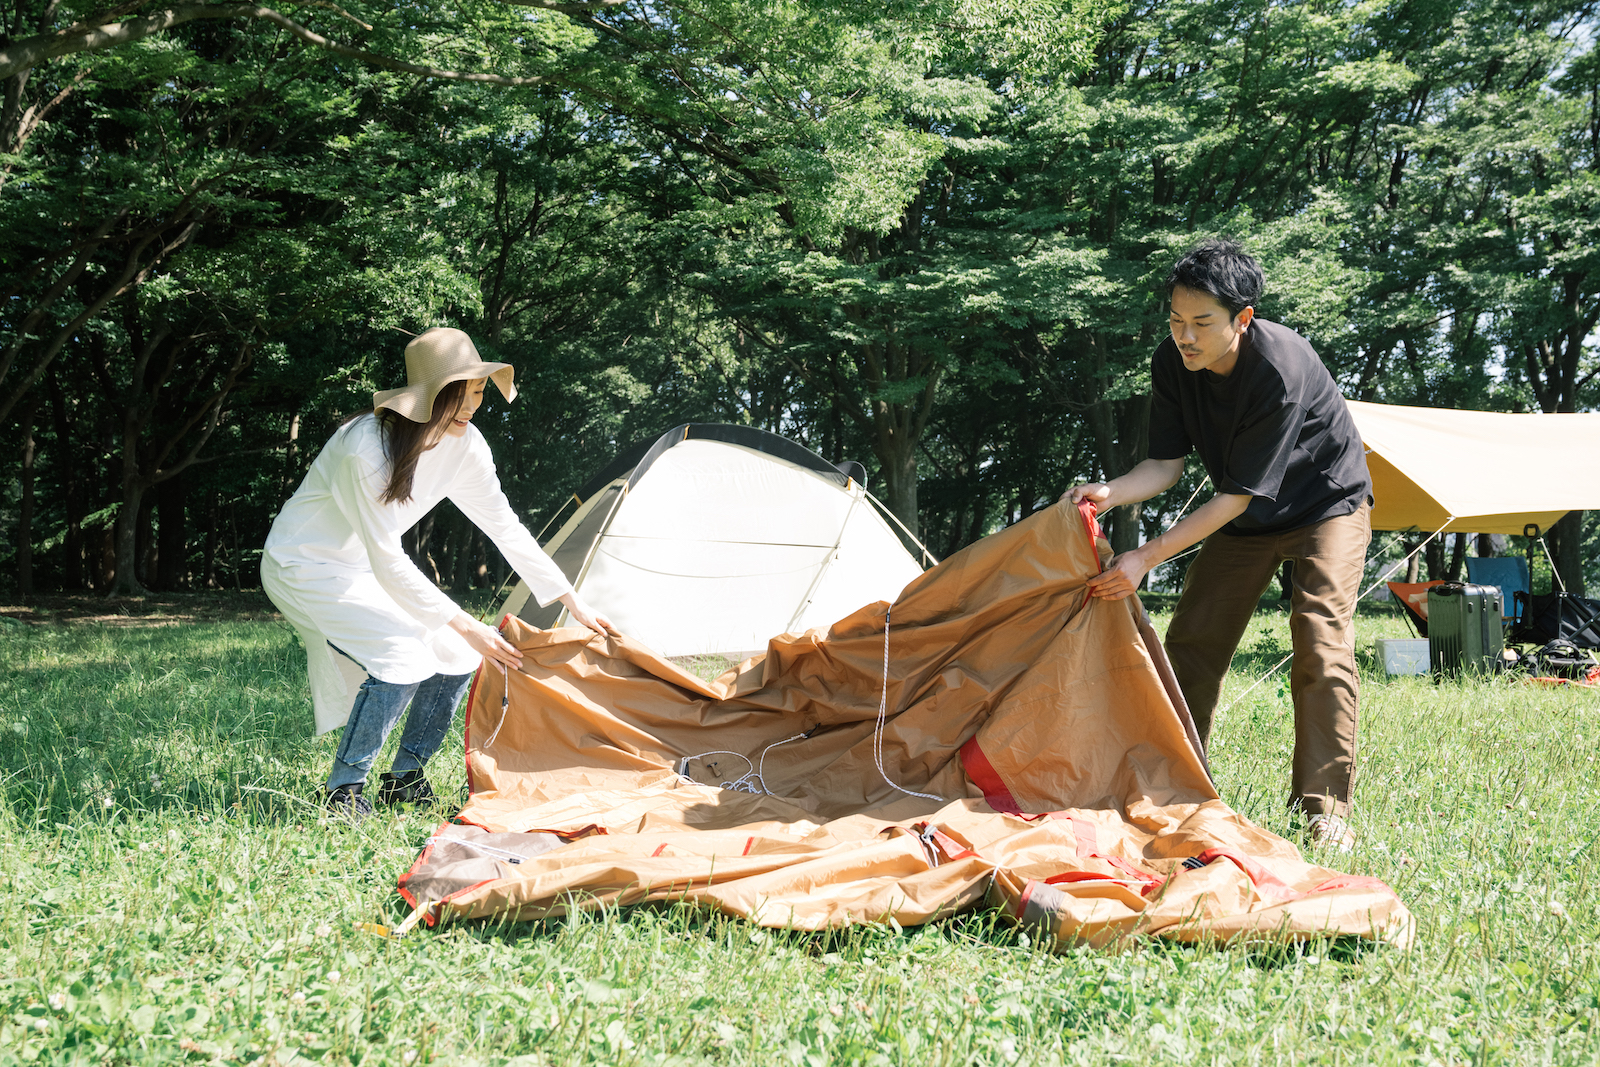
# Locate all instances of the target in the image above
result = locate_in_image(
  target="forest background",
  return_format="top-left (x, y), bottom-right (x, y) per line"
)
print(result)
top-left (4, 0), bottom-right (1600, 604)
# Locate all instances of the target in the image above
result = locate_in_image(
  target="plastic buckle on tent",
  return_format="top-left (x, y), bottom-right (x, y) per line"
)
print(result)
top-left (912, 822), bottom-right (942, 868)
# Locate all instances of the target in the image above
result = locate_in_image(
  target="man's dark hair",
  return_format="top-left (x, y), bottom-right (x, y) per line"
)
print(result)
top-left (1164, 239), bottom-right (1263, 319)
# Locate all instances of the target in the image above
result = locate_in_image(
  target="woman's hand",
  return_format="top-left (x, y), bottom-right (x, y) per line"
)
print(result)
top-left (1061, 482), bottom-right (1115, 508)
top-left (1084, 547), bottom-right (1156, 601)
top-left (448, 612), bottom-right (523, 671)
top-left (560, 592), bottom-right (618, 637)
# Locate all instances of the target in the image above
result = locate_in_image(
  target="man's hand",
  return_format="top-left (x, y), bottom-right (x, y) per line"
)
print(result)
top-left (1084, 547), bottom-right (1155, 601)
top-left (449, 612), bottom-right (523, 671)
top-left (1059, 460), bottom-right (1183, 512)
top-left (560, 592), bottom-right (618, 637)
top-left (1061, 482), bottom-right (1114, 508)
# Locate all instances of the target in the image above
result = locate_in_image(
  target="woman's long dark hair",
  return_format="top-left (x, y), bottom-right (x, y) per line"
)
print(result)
top-left (342, 379), bottom-right (469, 506)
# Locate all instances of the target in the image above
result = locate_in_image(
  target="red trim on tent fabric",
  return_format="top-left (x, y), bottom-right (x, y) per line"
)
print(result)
top-left (652, 843), bottom-right (668, 858)
top-left (1042, 870), bottom-right (1147, 888)
top-left (461, 660), bottom-right (491, 796)
top-left (959, 737), bottom-right (1022, 814)
top-left (1067, 816), bottom-right (1098, 859)
top-left (1042, 813), bottom-right (1165, 893)
top-left (1195, 847), bottom-right (1296, 901)
top-left (928, 827), bottom-right (981, 862)
top-left (397, 821), bottom-right (461, 927)
top-left (741, 836), bottom-right (754, 856)
top-left (1307, 874), bottom-right (1395, 896)
top-left (397, 821), bottom-right (455, 910)
top-left (1076, 500), bottom-right (1105, 574)
top-left (463, 613), bottom-right (517, 796)
top-left (1043, 813), bottom-right (1170, 893)
top-left (1016, 878), bottom-right (1038, 920)
top-left (1529, 667), bottom-right (1600, 687)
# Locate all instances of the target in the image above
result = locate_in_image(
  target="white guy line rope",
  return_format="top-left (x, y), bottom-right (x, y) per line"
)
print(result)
top-left (1172, 476), bottom-right (1212, 523)
top-left (1538, 536), bottom-right (1568, 593)
top-left (873, 607), bottom-right (946, 803)
top-left (679, 728), bottom-right (816, 796)
top-left (479, 662), bottom-right (512, 751)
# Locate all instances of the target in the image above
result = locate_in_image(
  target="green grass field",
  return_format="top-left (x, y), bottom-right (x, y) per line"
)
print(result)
top-left (1, 601), bottom-right (1598, 1066)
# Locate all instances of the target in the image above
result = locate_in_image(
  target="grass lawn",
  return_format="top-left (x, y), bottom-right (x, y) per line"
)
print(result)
top-left (1, 600), bottom-right (1598, 1066)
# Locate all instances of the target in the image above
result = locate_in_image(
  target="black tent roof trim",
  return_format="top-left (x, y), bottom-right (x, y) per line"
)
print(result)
top-left (572, 423), bottom-right (868, 504)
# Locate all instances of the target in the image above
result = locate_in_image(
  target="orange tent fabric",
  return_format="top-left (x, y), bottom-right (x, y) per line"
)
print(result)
top-left (399, 502), bottom-right (1412, 948)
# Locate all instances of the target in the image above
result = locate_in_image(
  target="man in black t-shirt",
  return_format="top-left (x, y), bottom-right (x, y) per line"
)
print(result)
top-left (1063, 240), bottom-right (1371, 853)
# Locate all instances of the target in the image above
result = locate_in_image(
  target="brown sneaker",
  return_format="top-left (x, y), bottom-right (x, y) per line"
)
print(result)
top-left (1306, 813), bottom-right (1356, 854)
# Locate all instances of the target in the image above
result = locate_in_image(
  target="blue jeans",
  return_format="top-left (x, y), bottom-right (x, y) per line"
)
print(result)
top-left (326, 671), bottom-right (474, 791)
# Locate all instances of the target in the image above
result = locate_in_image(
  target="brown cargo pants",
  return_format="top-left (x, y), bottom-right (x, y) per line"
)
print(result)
top-left (1164, 501), bottom-right (1371, 818)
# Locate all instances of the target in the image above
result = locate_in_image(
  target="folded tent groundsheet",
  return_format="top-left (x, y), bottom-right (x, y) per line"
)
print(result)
top-left (400, 502), bottom-right (1412, 948)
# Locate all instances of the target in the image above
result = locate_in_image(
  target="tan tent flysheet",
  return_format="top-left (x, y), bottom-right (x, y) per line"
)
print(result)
top-left (1348, 400), bottom-right (1600, 534)
top-left (399, 503), bottom-right (1411, 948)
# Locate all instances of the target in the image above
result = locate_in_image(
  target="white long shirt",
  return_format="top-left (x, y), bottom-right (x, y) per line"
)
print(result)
top-left (261, 415), bottom-right (572, 734)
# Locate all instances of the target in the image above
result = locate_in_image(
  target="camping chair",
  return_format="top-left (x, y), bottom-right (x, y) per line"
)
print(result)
top-left (1385, 580), bottom-right (1444, 638)
top-left (1464, 556), bottom-right (1530, 626)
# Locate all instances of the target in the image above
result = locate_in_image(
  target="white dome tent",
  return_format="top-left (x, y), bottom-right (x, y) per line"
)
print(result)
top-left (500, 424), bottom-right (934, 658)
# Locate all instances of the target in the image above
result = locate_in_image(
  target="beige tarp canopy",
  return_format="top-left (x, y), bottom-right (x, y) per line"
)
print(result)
top-left (1347, 400), bottom-right (1600, 534)
top-left (398, 503), bottom-right (1411, 948)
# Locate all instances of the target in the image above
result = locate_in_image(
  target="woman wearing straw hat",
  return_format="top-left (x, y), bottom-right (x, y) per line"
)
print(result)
top-left (262, 327), bottom-right (613, 820)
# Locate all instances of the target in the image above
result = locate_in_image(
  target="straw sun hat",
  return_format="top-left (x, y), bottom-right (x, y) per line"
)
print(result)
top-left (372, 327), bottom-right (517, 422)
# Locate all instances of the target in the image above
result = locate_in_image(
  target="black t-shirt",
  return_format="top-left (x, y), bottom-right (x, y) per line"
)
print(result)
top-left (1147, 317), bottom-right (1371, 536)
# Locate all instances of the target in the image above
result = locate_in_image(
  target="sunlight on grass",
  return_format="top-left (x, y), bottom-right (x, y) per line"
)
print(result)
top-left (1, 608), bottom-right (1597, 1064)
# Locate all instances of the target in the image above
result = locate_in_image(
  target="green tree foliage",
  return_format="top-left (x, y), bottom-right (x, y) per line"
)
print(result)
top-left (4, 0), bottom-right (1600, 599)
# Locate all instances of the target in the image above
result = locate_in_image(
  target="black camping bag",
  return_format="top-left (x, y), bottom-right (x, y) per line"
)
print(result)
top-left (1528, 639), bottom-right (1599, 679)
top-left (1511, 591), bottom-right (1600, 650)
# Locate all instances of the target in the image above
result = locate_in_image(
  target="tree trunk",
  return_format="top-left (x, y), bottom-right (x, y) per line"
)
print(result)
top-left (97, 524), bottom-right (116, 592)
top-left (1444, 532), bottom-right (1467, 582)
top-left (47, 368), bottom-right (84, 589)
top-left (1086, 393), bottom-right (1151, 556)
top-left (112, 482), bottom-right (149, 595)
top-left (878, 437), bottom-right (919, 537)
top-left (1405, 536), bottom-right (1421, 583)
top-left (282, 411), bottom-right (301, 494)
top-left (17, 399), bottom-right (37, 596)
top-left (473, 526), bottom-right (490, 587)
top-left (453, 511), bottom-right (476, 592)
top-left (1424, 537), bottom-right (1445, 582)
top-left (1548, 509), bottom-right (1586, 595)
top-left (229, 502), bottom-right (243, 591)
top-left (202, 490), bottom-right (219, 588)
top-left (157, 471), bottom-right (186, 590)
top-left (404, 509), bottom-right (441, 585)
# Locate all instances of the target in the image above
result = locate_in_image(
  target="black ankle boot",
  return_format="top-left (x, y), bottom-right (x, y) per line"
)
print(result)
top-left (377, 769), bottom-right (437, 807)
top-left (325, 783), bottom-right (372, 822)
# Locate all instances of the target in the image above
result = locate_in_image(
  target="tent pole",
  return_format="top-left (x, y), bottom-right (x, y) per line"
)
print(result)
top-left (863, 488), bottom-right (939, 569)
top-left (480, 494), bottom-right (582, 623)
top-left (784, 484), bottom-right (867, 634)
top-left (559, 484), bottom-right (633, 628)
